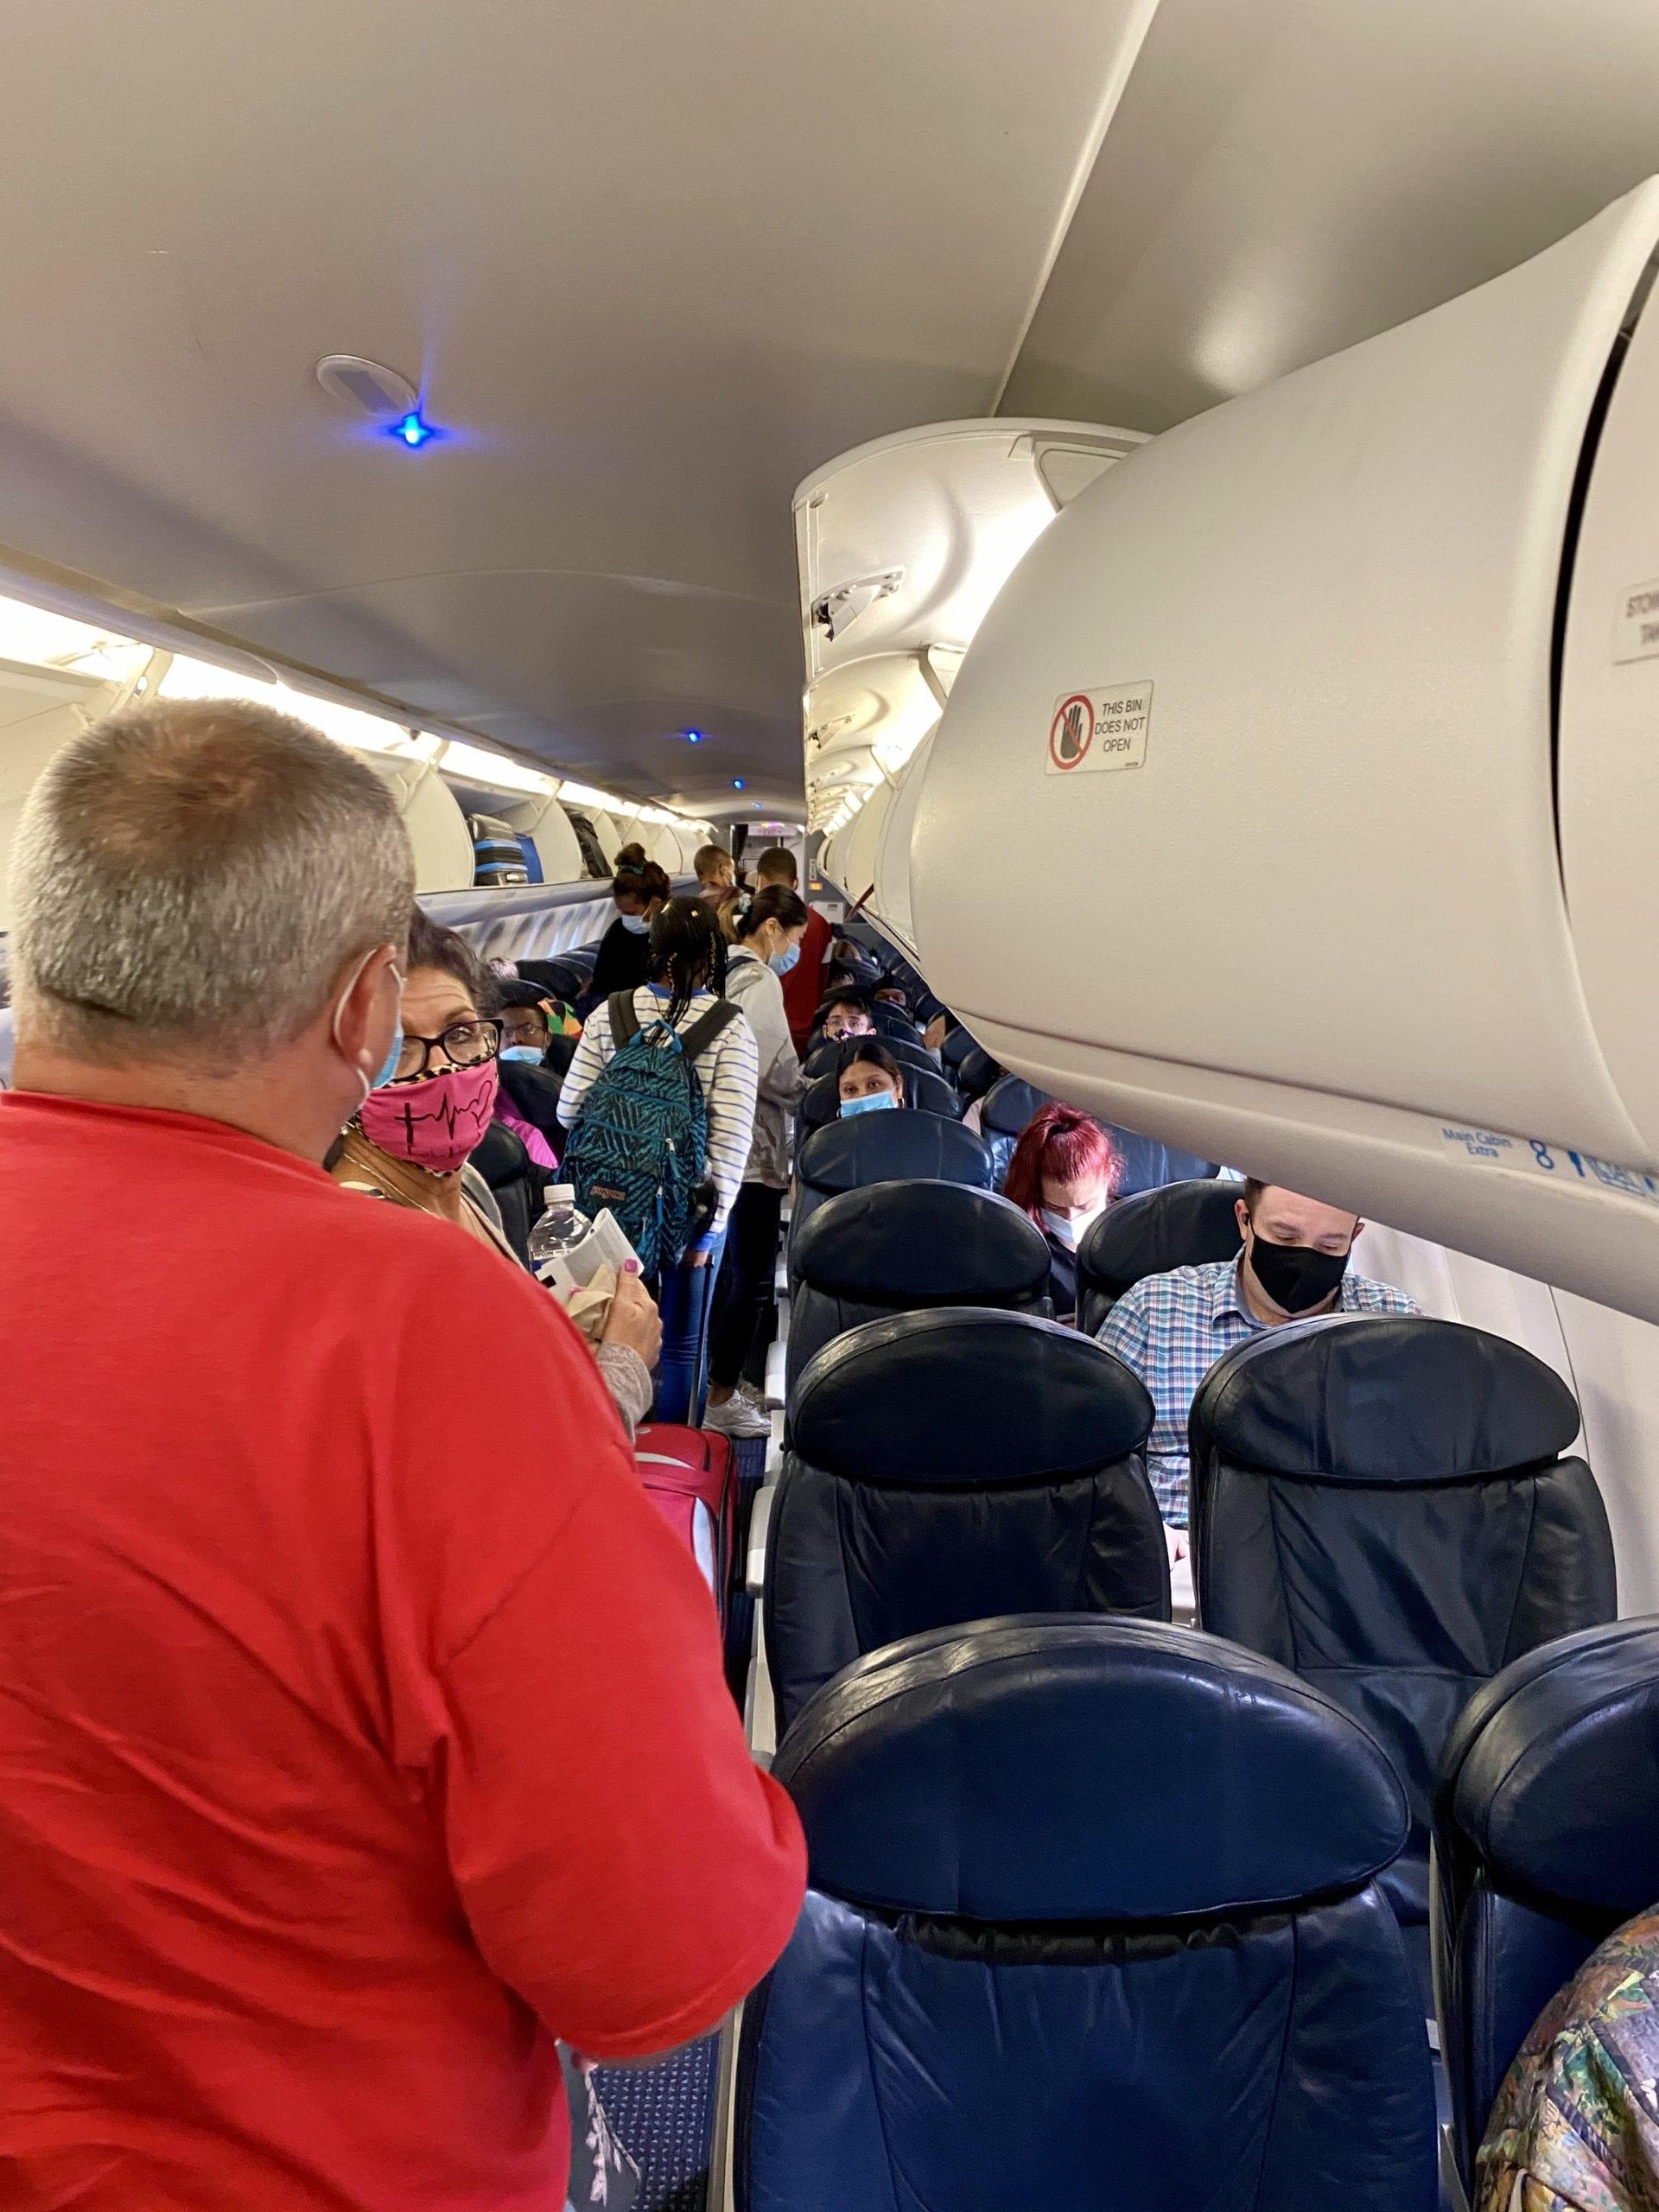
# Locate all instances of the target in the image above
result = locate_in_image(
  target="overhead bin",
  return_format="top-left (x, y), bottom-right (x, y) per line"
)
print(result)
top-left (794, 420), bottom-right (1145, 850)
top-left (362, 756), bottom-right (474, 895)
top-left (903, 177), bottom-right (1659, 1325)
top-left (496, 794), bottom-right (587, 886)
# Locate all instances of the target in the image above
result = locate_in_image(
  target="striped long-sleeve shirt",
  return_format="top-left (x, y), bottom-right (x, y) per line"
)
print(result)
top-left (557, 985), bottom-right (760, 1248)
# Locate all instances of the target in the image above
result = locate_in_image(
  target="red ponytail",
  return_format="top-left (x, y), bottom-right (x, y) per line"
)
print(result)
top-left (1002, 1103), bottom-right (1120, 1225)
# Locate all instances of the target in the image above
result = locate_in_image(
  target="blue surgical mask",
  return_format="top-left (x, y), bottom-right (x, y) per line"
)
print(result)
top-left (768, 942), bottom-right (801, 976)
top-left (619, 912), bottom-right (650, 936)
top-left (371, 1027), bottom-right (404, 1091)
top-left (501, 1045), bottom-right (543, 1064)
top-left (841, 1090), bottom-right (899, 1118)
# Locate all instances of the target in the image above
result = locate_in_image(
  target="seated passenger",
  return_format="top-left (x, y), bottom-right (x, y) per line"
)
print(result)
top-left (1478, 1905), bottom-right (1659, 2211)
top-left (1095, 1177), bottom-right (1416, 1551)
top-left (1002, 1103), bottom-right (1119, 1324)
top-left (837, 1040), bottom-right (906, 1116)
top-left (695, 842), bottom-right (735, 904)
top-left (497, 976), bottom-right (581, 1060)
top-left (333, 911), bottom-right (659, 1430)
top-left (817, 986), bottom-right (879, 1042)
top-left (585, 844), bottom-right (671, 1005)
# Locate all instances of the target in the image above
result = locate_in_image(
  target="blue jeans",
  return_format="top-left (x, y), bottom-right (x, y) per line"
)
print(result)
top-left (653, 1230), bottom-right (728, 1426)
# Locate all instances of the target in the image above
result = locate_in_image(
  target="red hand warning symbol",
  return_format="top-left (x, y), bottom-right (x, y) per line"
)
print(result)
top-left (1048, 693), bottom-right (1093, 771)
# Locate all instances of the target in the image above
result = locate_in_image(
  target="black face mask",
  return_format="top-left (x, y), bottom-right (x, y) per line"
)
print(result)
top-left (1247, 1232), bottom-right (1351, 1316)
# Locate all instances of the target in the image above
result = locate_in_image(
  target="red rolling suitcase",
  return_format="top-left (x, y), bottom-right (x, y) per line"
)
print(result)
top-left (633, 1423), bottom-right (739, 1629)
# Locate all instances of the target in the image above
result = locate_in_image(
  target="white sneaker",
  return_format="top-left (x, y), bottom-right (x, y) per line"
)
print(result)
top-left (703, 1392), bottom-right (772, 1440)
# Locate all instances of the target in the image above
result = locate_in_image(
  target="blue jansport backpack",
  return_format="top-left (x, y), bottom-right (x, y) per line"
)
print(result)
top-left (564, 991), bottom-right (740, 1274)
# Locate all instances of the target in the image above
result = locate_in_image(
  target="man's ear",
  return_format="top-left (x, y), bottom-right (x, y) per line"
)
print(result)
top-left (1234, 1195), bottom-right (1250, 1245)
top-left (1351, 1218), bottom-right (1366, 1246)
top-left (333, 943), bottom-right (401, 1076)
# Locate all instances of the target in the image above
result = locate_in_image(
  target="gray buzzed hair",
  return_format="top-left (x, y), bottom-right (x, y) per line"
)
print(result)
top-left (10, 696), bottom-right (416, 1065)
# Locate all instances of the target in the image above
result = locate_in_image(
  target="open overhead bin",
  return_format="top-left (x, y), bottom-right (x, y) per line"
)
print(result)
top-left (903, 177), bottom-right (1659, 1325)
top-left (793, 419), bottom-right (1146, 847)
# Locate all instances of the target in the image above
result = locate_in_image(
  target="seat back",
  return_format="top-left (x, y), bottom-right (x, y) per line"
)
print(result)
top-left (786, 1183), bottom-right (1052, 1397)
top-left (1192, 1314), bottom-right (1616, 1933)
top-left (792, 1113), bottom-right (995, 1244)
top-left (955, 1044), bottom-right (1002, 1101)
top-left (1077, 1178), bottom-right (1247, 1336)
top-left (804, 1034), bottom-right (944, 1084)
top-left (737, 1617), bottom-right (1437, 2212)
top-left (938, 1024), bottom-right (978, 1075)
top-left (470, 1121), bottom-right (537, 1263)
top-left (979, 1074), bottom-right (1219, 1193)
top-left (1433, 1618), bottom-right (1659, 2189)
top-left (766, 1309), bottom-right (1168, 1729)
top-left (794, 1064), bottom-right (959, 1152)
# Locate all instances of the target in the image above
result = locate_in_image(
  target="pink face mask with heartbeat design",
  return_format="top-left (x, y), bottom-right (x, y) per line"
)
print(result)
top-left (357, 1061), bottom-right (499, 1176)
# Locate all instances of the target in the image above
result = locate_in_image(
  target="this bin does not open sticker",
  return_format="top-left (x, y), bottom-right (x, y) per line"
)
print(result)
top-left (1046, 682), bottom-right (1153, 776)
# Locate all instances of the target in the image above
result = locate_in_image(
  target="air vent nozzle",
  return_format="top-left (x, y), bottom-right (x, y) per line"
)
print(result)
top-left (315, 355), bottom-right (418, 420)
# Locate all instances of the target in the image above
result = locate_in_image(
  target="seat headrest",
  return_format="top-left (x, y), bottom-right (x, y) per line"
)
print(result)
top-left (1080, 1179), bottom-right (1244, 1290)
top-left (982, 1073), bottom-right (1050, 1137)
top-left (804, 1036), bottom-right (943, 1084)
top-left (791, 1184), bottom-right (1050, 1304)
top-left (1446, 1619), bottom-right (1659, 1911)
top-left (471, 1120), bottom-right (530, 1189)
top-left (1192, 1313), bottom-right (1580, 1482)
top-left (775, 1617), bottom-right (1409, 1921)
top-left (791, 1308), bottom-right (1153, 1481)
top-left (797, 1113), bottom-right (995, 1197)
top-left (956, 1046), bottom-right (1001, 1100)
top-left (496, 1058), bottom-right (564, 1131)
top-left (800, 1067), bottom-right (957, 1128)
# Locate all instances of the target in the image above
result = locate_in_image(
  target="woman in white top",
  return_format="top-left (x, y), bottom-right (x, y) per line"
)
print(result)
top-left (559, 897), bottom-right (758, 1424)
top-left (703, 886), bottom-right (810, 1438)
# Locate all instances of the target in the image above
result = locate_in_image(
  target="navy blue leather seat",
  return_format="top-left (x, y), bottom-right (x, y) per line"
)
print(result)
top-left (978, 1073), bottom-right (1220, 1194)
top-left (1192, 1315), bottom-right (1616, 1966)
top-left (766, 1310), bottom-right (1168, 1731)
top-left (792, 1113), bottom-right (995, 1247)
top-left (785, 1183), bottom-right (1052, 1398)
top-left (1076, 1177), bottom-right (1247, 1336)
top-left (938, 1024), bottom-right (978, 1076)
top-left (954, 1044), bottom-right (1001, 1102)
top-left (471, 1122), bottom-right (537, 1265)
top-left (1433, 1618), bottom-right (1659, 2192)
top-left (795, 1063), bottom-right (959, 1154)
top-left (736, 1617), bottom-right (1438, 2212)
top-left (804, 1034), bottom-right (944, 1085)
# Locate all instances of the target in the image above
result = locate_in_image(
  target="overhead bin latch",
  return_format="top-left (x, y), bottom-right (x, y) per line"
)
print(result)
top-left (810, 569), bottom-right (905, 642)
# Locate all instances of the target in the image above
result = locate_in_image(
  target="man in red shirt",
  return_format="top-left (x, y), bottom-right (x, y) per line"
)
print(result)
top-left (0, 699), bottom-right (804, 2211)
top-left (753, 845), bottom-right (831, 1054)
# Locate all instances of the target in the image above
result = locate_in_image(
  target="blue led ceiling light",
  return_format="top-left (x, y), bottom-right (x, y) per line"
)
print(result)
top-left (684, 728), bottom-right (702, 744)
top-left (388, 409), bottom-right (439, 448)
top-left (732, 777), bottom-right (746, 790)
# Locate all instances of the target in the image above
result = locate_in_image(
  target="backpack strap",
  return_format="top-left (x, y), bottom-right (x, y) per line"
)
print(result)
top-left (678, 997), bottom-right (741, 1063)
top-left (607, 990), bottom-right (644, 1051)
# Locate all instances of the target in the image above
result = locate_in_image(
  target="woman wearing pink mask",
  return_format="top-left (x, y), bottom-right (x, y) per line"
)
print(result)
top-left (332, 912), bottom-right (659, 1429)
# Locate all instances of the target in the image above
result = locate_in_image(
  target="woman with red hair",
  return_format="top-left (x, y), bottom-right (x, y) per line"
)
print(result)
top-left (1002, 1103), bottom-right (1120, 1325)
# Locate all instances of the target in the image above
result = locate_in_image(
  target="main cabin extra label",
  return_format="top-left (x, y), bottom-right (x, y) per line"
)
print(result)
top-left (1046, 682), bottom-right (1152, 775)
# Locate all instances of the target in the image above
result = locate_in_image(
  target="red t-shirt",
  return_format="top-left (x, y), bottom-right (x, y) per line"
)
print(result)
top-left (0, 1091), bottom-right (804, 2211)
top-left (780, 906), bottom-right (834, 1054)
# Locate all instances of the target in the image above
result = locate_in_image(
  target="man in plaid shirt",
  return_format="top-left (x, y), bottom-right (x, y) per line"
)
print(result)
top-left (1095, 1178), bottom-right (1415, 1557)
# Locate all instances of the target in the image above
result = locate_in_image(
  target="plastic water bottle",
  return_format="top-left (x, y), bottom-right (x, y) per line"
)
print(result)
top-left (528, 1185), bottom-right (595, 1284)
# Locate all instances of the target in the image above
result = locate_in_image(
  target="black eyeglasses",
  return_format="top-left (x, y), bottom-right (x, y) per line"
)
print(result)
top-left (391, 1020), bottom-right (502, 1081)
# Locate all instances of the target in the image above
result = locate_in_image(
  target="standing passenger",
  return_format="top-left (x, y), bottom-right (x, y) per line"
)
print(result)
top-left (0, 699), bottom-right (804, 2212)
top-left (752, 845), bottom-right (831, 1053)
top-left (704, 884), bottom-right (809, 1439)
top-left (695, 842), bottom-right (736, 903)
top-left (585, 843), bottom-right (671, 1005)
top-left (560, 896), bottom-right (759, 1422)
